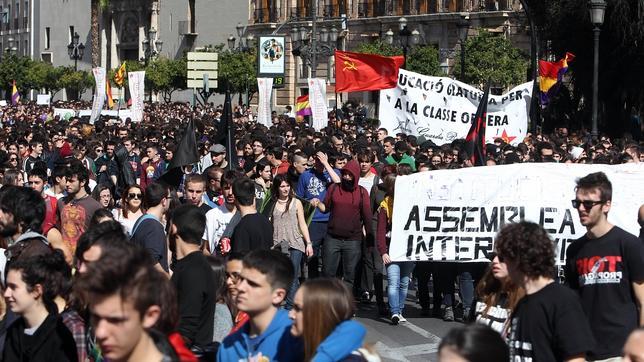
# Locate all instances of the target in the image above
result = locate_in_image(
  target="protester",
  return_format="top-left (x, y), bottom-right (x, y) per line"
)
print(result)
top-left (203, 170), bottom-right (238, 255)
top-left (263, 173), bottom-right (313, 309)
top-left (229, 177), bottom-right (272, 254)
top-left (288, 278), bottom-right (370, 362)
top-left (205, 255), bottom-right (234, 343)
top-left (74, 241), bottom-right (185, 362)
top-left (497, 221), bottom-right (594, 361)
top-left (376, 174), bottom-right (414, 325)
top-left (130, 181), bottom-right (170, 274)
top-left (472, 251), bottom-right (525, 334)
top-left (3, 252), bottom-right (77, 361)
top-left (565, 171), bottom-right (644, 360)
top-left (316, 159), bottom-right (373, 295)
top-left (91, 183), bottom-right (114, 209)
top-left (437, 324), bottom-right (508, 362)
top-left (57, 161), bottom-right (101, 252)
top-left (112, 184), bottom-right (144, 236)
top-left (217, 250), bottom-right (363, 361)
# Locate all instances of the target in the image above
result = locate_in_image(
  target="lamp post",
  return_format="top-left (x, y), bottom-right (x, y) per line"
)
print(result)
top-left (4, 37), bottom-right (17, 55)
top-left (290, 4), bottom-right (338, 79)
top-left (588, 0), bottom-right (606, 138)
top-left (457, 15), bottom-right (470, 81)
top-left (67, 32), bottom-right (85, 71)
top-left (229, 23), bottom-right (257, 106)
top-left (385, 17), bottom-right (420, 69)
top-left (142, 27), bottom-right (163, 102)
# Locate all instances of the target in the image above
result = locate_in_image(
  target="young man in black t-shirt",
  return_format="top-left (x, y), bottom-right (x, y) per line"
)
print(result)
top-left (497, 222), bottom-right (594, 362)
top-left (565, 172), bottom-right (644, 360)
top-left (230, 177), bottom-right (273, 254)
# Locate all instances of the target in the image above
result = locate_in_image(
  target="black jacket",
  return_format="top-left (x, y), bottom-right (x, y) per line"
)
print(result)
top-left (3, 314), bottom-right (77, 362)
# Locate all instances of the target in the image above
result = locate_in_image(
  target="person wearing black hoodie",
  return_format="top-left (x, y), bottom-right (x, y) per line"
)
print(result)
top-left (314, 159), bottom-right (373, 293)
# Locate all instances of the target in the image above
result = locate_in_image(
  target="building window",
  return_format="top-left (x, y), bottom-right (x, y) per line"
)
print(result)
top-left (24, 39), bottom-right (27, 56)
top-left (24, 0), bottom-right (27, 17)
top-left (69, 25), bottom-right (75, 43)
top-left (45, 27), bottom-right (50, 49)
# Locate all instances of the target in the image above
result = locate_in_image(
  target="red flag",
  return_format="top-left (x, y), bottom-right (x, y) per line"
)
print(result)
top-left (464, 83), bottom-right (490, 167)
top-left (334, 50), bottom-right (404, 93)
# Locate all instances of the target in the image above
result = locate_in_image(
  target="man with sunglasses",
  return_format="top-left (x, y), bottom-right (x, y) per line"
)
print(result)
top-left (565, 171), bottom-right (644, 361)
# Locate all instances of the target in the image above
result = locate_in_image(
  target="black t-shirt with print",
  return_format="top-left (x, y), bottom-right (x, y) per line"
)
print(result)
top-left (564, 226), bottom-right (644, 359)
top-left (507, 282), bottom-right (594, 362)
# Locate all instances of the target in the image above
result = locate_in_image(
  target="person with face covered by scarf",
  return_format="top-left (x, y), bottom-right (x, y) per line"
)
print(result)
top-left (312, 159), bottom-right (373, 295)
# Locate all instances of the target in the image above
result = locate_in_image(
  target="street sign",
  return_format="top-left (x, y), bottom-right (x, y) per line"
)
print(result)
top-left (187, 52), bottom-right (218, 89)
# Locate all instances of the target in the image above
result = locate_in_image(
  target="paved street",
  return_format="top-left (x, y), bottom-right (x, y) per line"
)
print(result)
top-left (354, 291), bottom-right (463, 362)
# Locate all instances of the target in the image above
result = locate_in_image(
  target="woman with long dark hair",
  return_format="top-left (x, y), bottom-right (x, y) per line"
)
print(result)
top-left (205, 255), bottom-right (234, 342)
top-left (112, 184), bottom-right (144, 236)
top-left (472, 251), bottom-right (525, 334)
top-left (263, 173), bottom-right (313, 310)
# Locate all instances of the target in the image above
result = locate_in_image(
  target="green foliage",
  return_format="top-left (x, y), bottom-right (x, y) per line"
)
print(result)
top-left (58, 67), bottom-right (93, 100)
top-left (217, 48), bottom-right (257, 97)
top-left (354, 40), bottom-right (402, 57)
top-left (528, 0), bottom-right (644, 135)
top-left (146, 57), bottom-right (187, 102)
top-left (0, 54), bottom-right (33, 95)
top-left (406, 46), bottom-right (442, 76)
top-left (354, 41), bottom-right (442, 76)
top-left (455, 30), bottom-right (529, 89)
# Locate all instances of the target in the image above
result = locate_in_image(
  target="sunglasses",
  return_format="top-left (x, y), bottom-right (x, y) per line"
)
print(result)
top-left (571, 199), bottom-right (603, 210)
top-left (9, 158), bottom-right (17, 161)
top-left (226, 272), bottom-right (240, 281)
top-left (128, 193), bottom-right (143, 200)
top-left (488, 252), bottom-right (504, 262)
top-left (95, 149), bottom-right (103, 153)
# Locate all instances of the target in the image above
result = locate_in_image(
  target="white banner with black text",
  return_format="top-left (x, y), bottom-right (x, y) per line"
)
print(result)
top-left (257, 77), bottom-right (273, 127)
top-left (90, 67), bottom-right (106, 124)
top-left (308, 78), bottom-right (328, 131)
top-left (379, 69), bottom-right (532, 146)
top-left (389, 163), bottom-right (644, 265)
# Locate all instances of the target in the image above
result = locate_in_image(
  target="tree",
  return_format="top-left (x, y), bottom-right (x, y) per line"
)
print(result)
top-left (24, 61), bottom-right (54, 92)
top-left (455, 30), bottom-right (529, 89)
top-left (216, 47), bottom-right (257, 103)
top-left (146, 57), bottom-right (187, 102)
top-left (354, 40), bottom-right (442, 76)
top-left (527, 0), bottom-right (644, 136)
top-left (0, 54), bottom-right (33, 97)
top-left (59, 67), bottom-right (93, 100)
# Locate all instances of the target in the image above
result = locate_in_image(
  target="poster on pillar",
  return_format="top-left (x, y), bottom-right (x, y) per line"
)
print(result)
top-left (308, 78), bottom-right (328, 131)
top-left (257, 78), bottom-right (273, 127)
top-left (90, 68), bottom-right (106, 125)
top-left (128, 71), bottom-right (145, 122)
top-left (378, 69), bottom-right (533, 146)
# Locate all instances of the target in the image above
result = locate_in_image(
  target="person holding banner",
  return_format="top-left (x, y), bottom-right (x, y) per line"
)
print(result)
top-left (376, 174), bottom-right (415, 325)
top-left (565, 172), bottom-right (644, 361)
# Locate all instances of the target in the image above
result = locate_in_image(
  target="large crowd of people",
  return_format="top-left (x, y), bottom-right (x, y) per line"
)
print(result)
top-left (0, 99), bottom-right (641, 362)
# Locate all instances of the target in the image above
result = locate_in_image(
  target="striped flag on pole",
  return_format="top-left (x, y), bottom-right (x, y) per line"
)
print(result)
top-left (11, 80), bottom-right (20, 105)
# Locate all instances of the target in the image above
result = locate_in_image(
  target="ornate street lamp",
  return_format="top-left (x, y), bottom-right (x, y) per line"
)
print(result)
top-left (67, 32), bottom-right (85, 71)
top-left (385, 18), bottom-right (420, 69)
top-left (588, 0), bottom-right (606, 137)
top-left (457, 14), bottom-right (470, 81)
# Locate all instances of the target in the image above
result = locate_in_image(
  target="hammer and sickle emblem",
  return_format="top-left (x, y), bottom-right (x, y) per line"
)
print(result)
top-left (342, 56), bottom-right (358, 71)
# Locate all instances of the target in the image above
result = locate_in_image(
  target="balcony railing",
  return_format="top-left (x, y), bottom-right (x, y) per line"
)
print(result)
top-left (288, 6), bottom-right (310, 19)
top-left (323, 2), bottom-right (348, 17)
top-left (253, 7), bottom-right (285, 23)
top-left (352, 0), bottom-right (513, 18)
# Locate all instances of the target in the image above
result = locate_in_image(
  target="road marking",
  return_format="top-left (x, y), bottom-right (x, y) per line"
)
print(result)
top-left (401, 320), bottom-right (442, 343)
top-left (374, 341), bottom-right (440, 361)
top-left (373, 320), bottom-right (442, 361)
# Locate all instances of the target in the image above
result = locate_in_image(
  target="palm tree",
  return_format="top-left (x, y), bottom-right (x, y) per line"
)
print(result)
top-left (90, 0), bottom-right (110, 67)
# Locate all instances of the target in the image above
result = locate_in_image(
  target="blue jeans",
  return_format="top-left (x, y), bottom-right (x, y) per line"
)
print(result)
top-left (284, 248), bottom-right (304, 310)
top-left (386, 262), bottom-right (415, 315)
